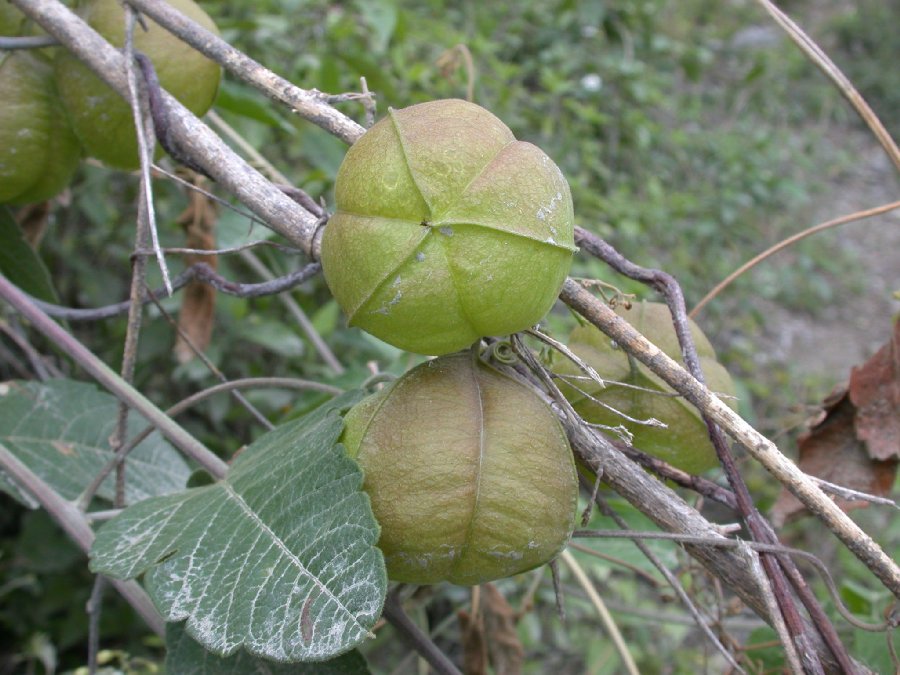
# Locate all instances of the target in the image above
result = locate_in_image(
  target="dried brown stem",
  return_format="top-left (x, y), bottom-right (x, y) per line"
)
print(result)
top-left (691, 200), bottom-right (900, 317)
top-left (29, 261), bottom-right (322, 321)
top-left (753, 0), bottom-right (900, 174)
top-left (559, 277), bottom-right (900, 601)
top-left (560, 549), bottom-right (640, 675)
top-left (573, 227), bottom-right (844, 671)
top-left (611, 440), bottom-right (738, 510)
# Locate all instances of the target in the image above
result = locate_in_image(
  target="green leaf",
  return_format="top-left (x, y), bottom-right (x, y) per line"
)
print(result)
top-left (215, 81), bottom-right (297, 134)
top-left (216, 207), bottom-right (276, 251)
top-left (0, 380), bottom-right (191, 507)
top-left (0, 206), bottom-right (58, 303)
top-left (165, 622), bottom-right (371, 674)
top-left (90, 391), bottom-right (386, 662)
top-left (355, 0), bottom-right (398, 54)
top-left (297, 127), bottom-right (347, 181)
top-left (235, 316), bottom-right (306, 358)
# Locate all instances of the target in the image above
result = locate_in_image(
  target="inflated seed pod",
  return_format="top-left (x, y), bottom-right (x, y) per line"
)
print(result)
top-left (342, 351), bottom-right (578, 585)
top-left (321, 98), bottom-right (576, 356)
top-left (0, 51), bottom-right (81, 205)
top-left (54, 0), bottom-right (221, 170)
top-left (554, 302), bottom-right (737, 473)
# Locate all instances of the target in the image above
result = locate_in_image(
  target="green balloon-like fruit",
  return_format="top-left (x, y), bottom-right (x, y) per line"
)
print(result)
top-left (321, 99), bottom-right (576, 356)
top-left (553, 302), bottom-right (737, 473)
top-left (341, 351), bottom-right (578, 585)
top-left (54, 0), bottom-right (221, 170)
top-left (0, 51), bottom-right (81, 205)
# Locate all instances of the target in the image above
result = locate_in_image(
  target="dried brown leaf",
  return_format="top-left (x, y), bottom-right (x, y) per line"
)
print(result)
top-left (15, 201), bottom-right (50, 247)
top-left (482, 583), bottom-right (524, 675)
top-left (174, 175), bottom-right (218, 363)
top-left (458, 606), bottom-right (488, 675)
top-left (848, 317), bottom-right (900, 461)
top-left (771, 318), bottom-right (900, 526)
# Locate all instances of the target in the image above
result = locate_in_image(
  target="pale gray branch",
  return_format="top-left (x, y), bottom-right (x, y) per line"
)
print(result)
top-left (0, 444), bottom-right (164, 636)
top-left (566, 422), bottom-right (865, 674)
top-left (559, 278), bottom-right (900, 600)
top-left (10, 0), bottom-right (321, 255)
top-left (124, 0), bottom-right (367, 145)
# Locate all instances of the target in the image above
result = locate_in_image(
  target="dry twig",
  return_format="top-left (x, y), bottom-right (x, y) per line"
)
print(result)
top-left (754, 0), bottom-right (900, 173)
top-left (560, 278), bottom-right (900, 600)
top-left (691, 200), bottom-right (900, 317)
top-left (125, 0), bottom-right (367, 144)
top-left (560, 549), bottom-right (640, 675)
top-left (572, 228), bottom-right (850, 671)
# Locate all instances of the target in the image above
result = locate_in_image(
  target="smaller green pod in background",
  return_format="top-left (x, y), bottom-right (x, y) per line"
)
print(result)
top-left (553, 301), bottom-right (737, 474)
top-left (0, 51), bottom-right (81, 205)
top-left (54, 0), bottom-right (221, 171)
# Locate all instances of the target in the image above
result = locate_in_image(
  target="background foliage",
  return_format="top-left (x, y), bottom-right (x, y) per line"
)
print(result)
top-left (1, 0), bottom-right (897, 672)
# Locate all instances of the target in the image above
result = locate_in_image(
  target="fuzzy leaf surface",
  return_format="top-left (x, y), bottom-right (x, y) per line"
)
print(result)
top-left (90, 392), bottom-right (386, 662)
top-left (0, 379), bottom-right (190, 506)
top-left (165, 622), bottom-right (370, 674)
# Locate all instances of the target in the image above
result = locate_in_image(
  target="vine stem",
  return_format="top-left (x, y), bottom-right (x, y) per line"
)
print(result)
top-left (30, 261), bottom-right (322, 321)
top-left (559, 278), bottom-right (900, 601)
top-left (0, 444), bottom-right (165, 636)
top-left (0, 273), bottom-right (228, 480)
